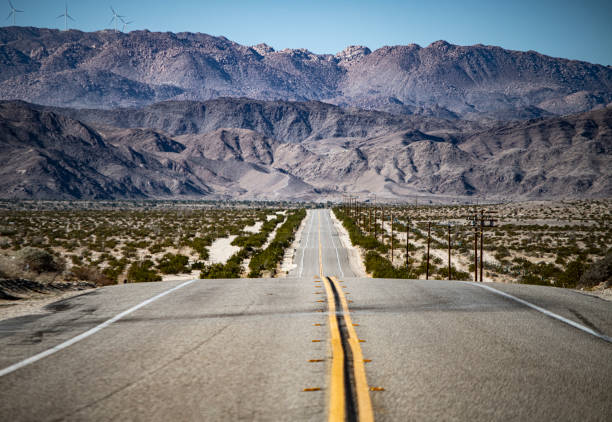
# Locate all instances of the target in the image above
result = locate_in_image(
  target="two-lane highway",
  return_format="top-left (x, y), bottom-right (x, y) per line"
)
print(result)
top-left (289, 208), bottom-right (358, 279)
top-left (0, 209), bottom-right (611, 421)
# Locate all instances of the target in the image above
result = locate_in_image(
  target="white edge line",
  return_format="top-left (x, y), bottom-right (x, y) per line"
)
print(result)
top-left (298, 211), bottom-right (313, 278)
top-left (0, 278), bottom-right (199, 378)
top-left (471, 282), bottom-right (612, 344)
top-left (326, 211), bottom-right (345, 278)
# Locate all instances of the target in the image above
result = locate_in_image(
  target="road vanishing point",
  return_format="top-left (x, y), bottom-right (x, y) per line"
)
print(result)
top-left (1, 209), bottom-right (611, 421)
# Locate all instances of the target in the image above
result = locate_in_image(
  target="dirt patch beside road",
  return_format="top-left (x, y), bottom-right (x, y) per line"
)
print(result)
top-left (0, 278), bottom-right (95, 321)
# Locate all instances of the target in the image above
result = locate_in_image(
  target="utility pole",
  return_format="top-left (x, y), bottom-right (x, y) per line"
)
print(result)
top-left (426, 222), bottom-right (431, 280)
top-left (406, 219), bottom-right (410, 269)
top-left (448, 224), bottom-right (451, 281)
top-left (361, 203), bottom-right (365, 229)
top-left (390, 212), bottom-right (394, 263)
top-left (374, 207), bottom-right (377, 240)
top-left (474, 214), bottom-right (478, 282)
top-left (480, 209), bottom-right (484, 282)
top-left (381, 207), bottom-right (385, 244)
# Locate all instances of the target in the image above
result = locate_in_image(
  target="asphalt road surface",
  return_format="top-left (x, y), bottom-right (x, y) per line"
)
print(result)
top-left (1, 209), bottom-right (611, 421)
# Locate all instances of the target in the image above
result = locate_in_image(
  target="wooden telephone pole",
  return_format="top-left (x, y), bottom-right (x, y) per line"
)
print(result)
top-left (426, 222), bottom-right (431, 280)
top-left (474, 214), bottom-right (478, 282)
top-left (406, 219), bottom-right (410, 269)
top-left (374, 207), bottom-right (377, 240)
top-left (448, 224), bottom-right (452, 281)
top-left (480, 210), bottom-right (484, 282)
top-left (390, 212), bottom-right (394, 262)
top-left (381, 207), bottom-right (385, 244)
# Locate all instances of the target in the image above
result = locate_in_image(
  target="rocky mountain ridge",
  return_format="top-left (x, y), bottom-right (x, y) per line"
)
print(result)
top-left (1, 27), bottom-right (612, 120)
top-left (1, 99), bottom-right (610, 201)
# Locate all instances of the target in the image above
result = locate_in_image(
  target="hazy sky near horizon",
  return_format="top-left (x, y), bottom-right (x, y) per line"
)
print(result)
top-left (5, 0), bottom-right (612, 65)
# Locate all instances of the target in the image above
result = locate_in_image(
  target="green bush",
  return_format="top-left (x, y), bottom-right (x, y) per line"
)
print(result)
top-left (578, 250), bottom-right (611, 288)
top-left (17, 247), bottom-right (64, 273)
top-left (249, 210), bottom-right (306, 277)
top-left (333, 208), bottom-right (386, 252)
top-left (556, 258), bottom-right (587, 288)
top-left (102, 256), bottom-right (128, 283)
top-left (191, 261), bottom-right (205, 270)
top-left (157, 253), bottom-right (190, 274)
top-left (364, 251), bottom-right (416, 279)
top-left (436, 266), bottom-right (471, 281)
top-left (71, 266), bottom-right (114, 286)
top-left (127, 260), bottom-right (161, 282)
top-left (200, 252), bottom-right (245, 279)
top-left (185, 236), bottom-right (213, 260)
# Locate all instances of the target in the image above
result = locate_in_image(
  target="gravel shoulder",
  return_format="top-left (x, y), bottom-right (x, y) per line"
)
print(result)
top-left (0, 279), bottom-right (95, 322)
top-left (330, 209), bottom-right (368, 277)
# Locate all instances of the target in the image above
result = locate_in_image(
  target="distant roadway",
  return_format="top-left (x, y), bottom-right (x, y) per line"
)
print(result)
top-left (0, 209), bottom-right (610, 421)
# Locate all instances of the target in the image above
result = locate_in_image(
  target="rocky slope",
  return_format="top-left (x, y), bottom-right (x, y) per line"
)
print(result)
top-left (40, 97), bottom-right (478, 141)
top-left (1, 99), bottom-right (609, 201)
top-left (1, 27), bottom-right (611, 120)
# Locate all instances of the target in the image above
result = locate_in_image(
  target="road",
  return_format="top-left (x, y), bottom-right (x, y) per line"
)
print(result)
top-left (0, 209), bottom-right (611, 421)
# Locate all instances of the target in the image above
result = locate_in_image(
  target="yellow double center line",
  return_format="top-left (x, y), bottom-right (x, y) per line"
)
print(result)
top-left (318, 212), bottom-right (374, 422)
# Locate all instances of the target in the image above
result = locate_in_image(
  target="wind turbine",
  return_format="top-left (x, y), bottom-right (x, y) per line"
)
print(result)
top-left (120, 17), bottom-right (134, 33)
top-left (56, 3), bottom-right (75, 31)
top-left (6, 0), bottom-right (23, 26)
top-left (109, 6), bottom-right (124, 32)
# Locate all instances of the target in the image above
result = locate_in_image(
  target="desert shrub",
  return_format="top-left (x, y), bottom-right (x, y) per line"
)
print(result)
top-left (248, 244), bottom-right (283, 277)
top-left (148, 243), bottom-right (164, 254)
top-left (0, 226), bottom-right (16, 236)
top-left (70, 255), bottom-right (83, 266)
top-left (520, 273), bottom-right (550, 286)
top-left (0, 237), bottom-right (10, 249)
top-left (102, 257), bottom-right (128, 282)
top-left (17, 247), bottom-right (64, 273)
top-left (494, 246), bottom-right (511, 261)
top-left (200, 252), bottom-right (245, 279)
top-left (0, 255), bottom-right (16, 278)
top-left (436, 266), bottom-right (471, 281)
top-left (553, 258), bottom-right (586, 288)
top-left (513, 258), bottom-right (585, 287)
top-left (127, 260), bottom-right (161, 283)
top-left (191, 261), bottom-right (205, 270)
top-left (233, 215), bottom-right (285, 250)
top-left (578, 250), bottom-right (612, 288)
top-left (71, 266), bottom-right (114, 286)
top-left (364, 251), bottom-right (416, 279)
top-left (185, 236), bottom-right (213, 260)
top-left (333, 208), bottom-right (385, 252)
top-left (415, 254), bottom-right (436, 277)
top-left (248, 209), bottom-right (306, 277)
top-left (157, 253), bottom-right (190, 274)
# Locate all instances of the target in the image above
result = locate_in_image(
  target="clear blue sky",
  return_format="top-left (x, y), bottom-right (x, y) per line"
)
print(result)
top-left (4, 0), bottom-right (612, 65)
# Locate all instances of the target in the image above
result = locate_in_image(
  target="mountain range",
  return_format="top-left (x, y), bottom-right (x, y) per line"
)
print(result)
top-left (1, 27), bottom-right (611, 201)
top-left (1, 27), bottom-right (612, 121)
top-left (1, 99), bottom-right (610, 201)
